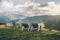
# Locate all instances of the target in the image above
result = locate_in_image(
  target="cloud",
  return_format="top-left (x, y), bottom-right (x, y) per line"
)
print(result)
top-left (1, 1), bottom-right (14, 8)
top-left (0, 10), bottom-right (3, 13)
top-left (0, 0), bottom-right (60, 20)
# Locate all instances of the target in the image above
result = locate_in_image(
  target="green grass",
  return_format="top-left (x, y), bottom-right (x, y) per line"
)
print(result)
top-left (0, 28), bottom-right (60, 40)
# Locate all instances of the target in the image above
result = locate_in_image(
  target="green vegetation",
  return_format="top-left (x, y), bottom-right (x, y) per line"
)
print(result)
top-left (0, 29), bottom-right (60, 40)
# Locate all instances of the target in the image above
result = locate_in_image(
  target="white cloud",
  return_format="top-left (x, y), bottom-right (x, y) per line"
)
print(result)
top-left (47, 1), bottom-right (56, 6)
top-left (1, 1), bottom-right (14, 8)
top-left (0, 10), bottom-right (3, 13)
top-left (1, 1), bottom-right (60, 19)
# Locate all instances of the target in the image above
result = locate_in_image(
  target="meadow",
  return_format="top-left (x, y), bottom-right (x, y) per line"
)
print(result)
top-left (0, 28), bottom-right (60, 40)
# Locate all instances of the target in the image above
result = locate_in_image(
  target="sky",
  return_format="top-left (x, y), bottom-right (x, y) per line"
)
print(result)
top-left (0, 0), bottom-right (60, 19)
top-left (0, 0), bottom-right (60, 4)
top-left (9, 0), bottom-right (60, 4)
top-left (39, 0), bottom-right (60, 3)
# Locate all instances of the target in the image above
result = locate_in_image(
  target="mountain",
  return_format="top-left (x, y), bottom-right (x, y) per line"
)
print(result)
top-left (0, 16), bottom-right (9, 24)
top-left (0, 15), bottom-right (60, 30)
top-left (20, 15), bottom-right (60, 23)
top-left (20, 15), bottom-right (60, 30)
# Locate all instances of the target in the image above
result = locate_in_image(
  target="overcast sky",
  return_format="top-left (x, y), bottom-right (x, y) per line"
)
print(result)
top-left (9, 0), bottom-right (60, 4)
top-left (0, 0), bottom-right (60, 18)
top-left (0, 0), bottom-right (60, 5)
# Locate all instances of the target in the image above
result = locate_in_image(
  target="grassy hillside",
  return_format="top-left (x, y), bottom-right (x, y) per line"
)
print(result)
top-left (0, 29), bottom-right (60, 40)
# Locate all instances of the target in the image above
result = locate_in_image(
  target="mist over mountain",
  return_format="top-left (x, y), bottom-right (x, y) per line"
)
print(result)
top-left (18, 15), bottom-right (60, 23)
